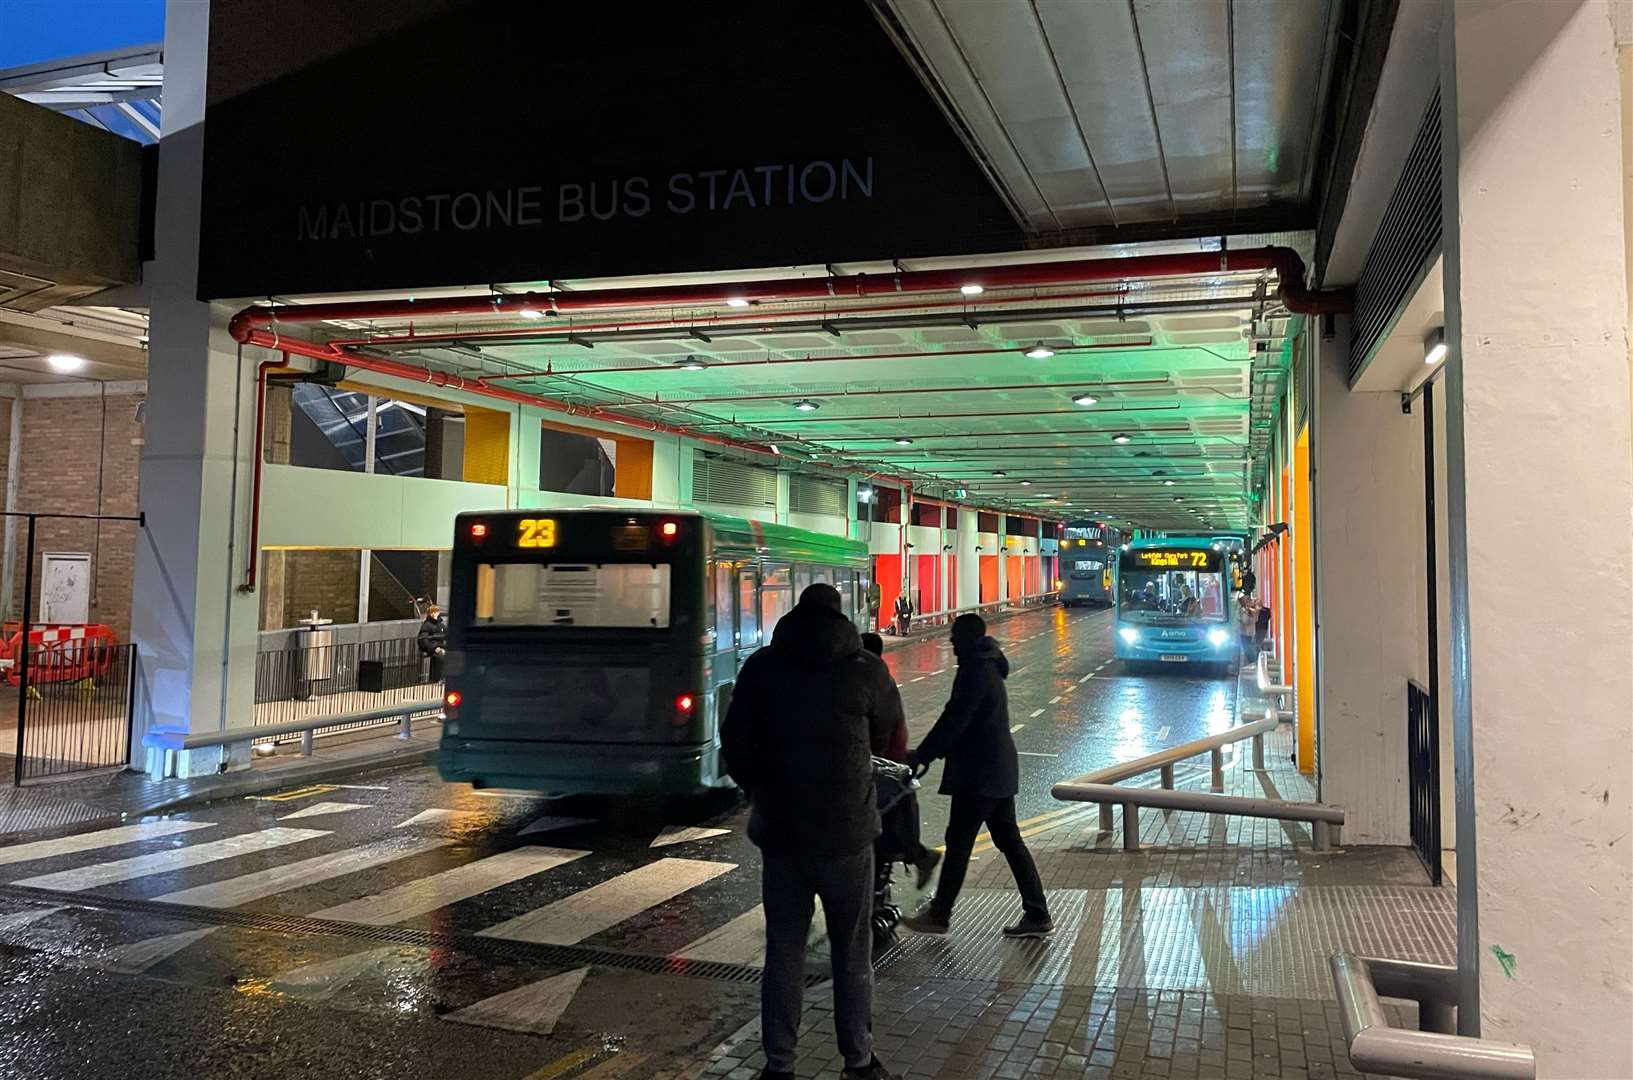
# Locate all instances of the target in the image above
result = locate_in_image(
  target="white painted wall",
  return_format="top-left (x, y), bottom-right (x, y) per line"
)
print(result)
top-left (1313, 324), bottom-right (1417, 845)
top-left (1443, 1), bottom-right (1633, 1068)
top-left (259, 466), bottom-right (507, 549)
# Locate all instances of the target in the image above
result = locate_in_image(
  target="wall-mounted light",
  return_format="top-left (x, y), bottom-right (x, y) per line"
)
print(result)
top-left (1024, 343), bottom-right (1056, 360)
top-left (1424, 326), bottom-right (1447, 366)
top-left (792, 399), bottom-right (821, 412)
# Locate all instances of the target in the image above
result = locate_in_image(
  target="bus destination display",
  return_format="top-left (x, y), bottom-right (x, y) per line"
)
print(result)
top-left (1125, 549), bottom-right (1214, 569)
top-left (517, 518), bottom-right (558, 548)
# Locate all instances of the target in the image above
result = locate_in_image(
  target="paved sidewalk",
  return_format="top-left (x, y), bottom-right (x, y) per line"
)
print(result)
top-left (0, 719), bottom-right (440, 839)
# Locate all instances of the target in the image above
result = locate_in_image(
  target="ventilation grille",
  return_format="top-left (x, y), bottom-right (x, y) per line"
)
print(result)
top-left (693, 454), bottom-right (777, 509)
top-left (1349, 88), bottom-right (1442, 384)
top-left (789, 474), bottom-right (846, 516)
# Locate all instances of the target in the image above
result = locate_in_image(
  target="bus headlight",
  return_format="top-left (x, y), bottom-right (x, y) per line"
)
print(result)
top-left (1207, 629), bottom-right (1230, 647)
top-left (1118, 627), bottom-right (1140, 644)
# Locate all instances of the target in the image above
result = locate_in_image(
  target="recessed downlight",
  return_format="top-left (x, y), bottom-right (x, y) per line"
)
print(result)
top-left (46, 353), bottom-right (86, 373)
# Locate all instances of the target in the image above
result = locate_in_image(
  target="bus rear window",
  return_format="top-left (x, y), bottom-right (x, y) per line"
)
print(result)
top-left (474, 562), bottom-right (672, 628)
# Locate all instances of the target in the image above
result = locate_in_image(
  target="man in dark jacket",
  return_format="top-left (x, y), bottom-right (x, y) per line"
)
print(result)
top-left (417, 604), bottom-right (448, 683)
top-left (901, 613), bottom-right (1052, 938)
top-left (721, 584), bottom-right (900, 1080)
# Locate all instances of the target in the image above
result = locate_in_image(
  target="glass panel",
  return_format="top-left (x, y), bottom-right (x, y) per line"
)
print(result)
top-left (737, 567), bottom-right (760, 647)
top-left (474, 563), bottom-right (671, 627)
top-left (834, 569), bottom-right (854, 618)
top-left (760, 565), bottom-right (792, 640)
top-left (714, 562), bottom-right (735, 648)
top-left (794, 567), bottom-right (813, 597)
top-left (1117, 570), bottom-right (1228, 624)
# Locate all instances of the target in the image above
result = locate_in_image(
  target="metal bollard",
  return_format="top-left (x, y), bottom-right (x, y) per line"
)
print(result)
top-left (300, 729), bottom-right (314, 757)
top-left (1210, 748), bottom-right (1224, 792)
top-left (399, 712), bottom-right (413, 740)
top-left (1252, 734), bottom-right (1265, 771)
top-left (1160, 763), bottom-right (1175, 789)
top-left (1312, 820), bottom-right (1331, 851)
top-left (1121, 803), bottom-right (1139, 851)
top-left (1098, 803), bottom-right (1114, 834)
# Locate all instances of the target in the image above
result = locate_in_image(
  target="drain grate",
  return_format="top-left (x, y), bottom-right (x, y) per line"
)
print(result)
top-left (0, 883), bottom-right (834, 988)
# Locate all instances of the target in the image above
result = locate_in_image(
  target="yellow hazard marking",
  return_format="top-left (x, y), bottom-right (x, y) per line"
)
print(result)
top-left (520, 1046), bottom-right (601, 1080)
top-left (932, 804), bottom-right (1092, 856)
top-left (247, 784), bottom-right (339, 803)
top-left (573, 1052), bottom-right (646, 1080)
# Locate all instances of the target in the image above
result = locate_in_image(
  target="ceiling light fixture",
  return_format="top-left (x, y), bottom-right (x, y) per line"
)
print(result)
top-left (1163, 479), bottom-right (1176, 486)
top-left (46, 353), bottom-right (86, 373)
top-left (1020, 480), bottom-right (1032, 487)
top-left (992, 470), bottom-right (1007, 478)
top-left (792, 399), bottom-right (820, 412)
top-left (894, 438), bottom-right (913, 446)
top-left (1111, 433), bottom-right (1132, 444)
top-left (678, 359), bottom-right (707, 371)
top-left (518, 309), bottom-right (545, 321)
top-left (1072, 393), bottom-right (1098, 407)
top-left (1424, 326), bottom-right (1447, 366)
top-left (1024, 343), bottom-right (1056, 360)
top-left (726, 297), bottom-right (751, 308)
top-left (960, 283), bottom-right (984, 296)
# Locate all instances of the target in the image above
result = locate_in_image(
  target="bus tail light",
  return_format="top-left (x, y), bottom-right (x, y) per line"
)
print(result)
top-left (660, 520), bottom-right (679, 539)
top-left (468, 522), bottom-right (488, 541)
top-left (444, 689), bottom-right (463, 713)
top-left (674, 693), bottom-right (696, 723)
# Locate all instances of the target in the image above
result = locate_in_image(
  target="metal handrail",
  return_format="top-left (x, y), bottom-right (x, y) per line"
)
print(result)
top-left (1257, 649), bottom-right (1292, 696)
top-left (143, 699), bottom-right (441, 763)
top-left (1051, 707), bottom-right (1345, 850)
top-left (898, 589), bottom-right (1060, 634)
top-left (1330, 953), bottom-right (1535, 1079)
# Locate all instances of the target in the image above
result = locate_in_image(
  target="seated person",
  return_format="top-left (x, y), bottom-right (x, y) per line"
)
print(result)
top-left (861, 632), bottom-right (940, 888)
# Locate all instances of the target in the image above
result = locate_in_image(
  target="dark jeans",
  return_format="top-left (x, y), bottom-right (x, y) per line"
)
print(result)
top-left (930, 794), bottom-right (1049, 922)
top-left (761, 847), bottom-right (875, 1072)
top-left (425, 652), bottom-right (445, 683)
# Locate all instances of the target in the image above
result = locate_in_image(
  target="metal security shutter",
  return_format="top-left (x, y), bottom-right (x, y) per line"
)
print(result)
top-left (1349, 87), bottom-right (1442, 384)
top-left (789, 474), bottom-right (846, 516)
top-left (693, 453), bottom-right (777, 510)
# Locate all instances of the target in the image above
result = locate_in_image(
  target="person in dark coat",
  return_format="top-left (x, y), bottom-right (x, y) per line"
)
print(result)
top-left (861, 631), bottom-right (939, 888)
top-left (417, 604), bottom-right (448, 683)
top-left (722, 584), bottom-right (900, 1080)
top-left (901, 612), bottom-right (1052, 938)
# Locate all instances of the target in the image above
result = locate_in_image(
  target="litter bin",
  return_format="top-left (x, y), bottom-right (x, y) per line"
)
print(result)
top-left (294, 610), bottom-right (334, 701)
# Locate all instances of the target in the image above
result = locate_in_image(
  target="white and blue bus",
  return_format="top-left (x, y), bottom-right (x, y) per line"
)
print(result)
top-left (1113, 537), bottom-right (1238, 676)
top-left (1060, 522), bottom-right (1119, 606)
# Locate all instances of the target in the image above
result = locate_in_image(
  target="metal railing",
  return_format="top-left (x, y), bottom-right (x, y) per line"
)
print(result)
top-left (1330, 953), bottom-right (1535, 1079)
top-left (254, 635), bottom-right (440, 741)
top-left (898, 589), bottom-right (1060, 634)
top-left (1051, 707), bottom-right (1345, 851)
top-left (143, 699), bottom-right (441, 775)
top-left (12, 642), bottom-right (137, 782)
top-left (1406, 680), bottom-right (1443, 885)
top-left (1256, 648), bottom-right (1292, 696)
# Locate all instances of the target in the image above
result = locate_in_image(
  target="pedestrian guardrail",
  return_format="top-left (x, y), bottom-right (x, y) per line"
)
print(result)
top-left (1050, 708), bottom-right (1345, 850)
top-left (899, 590), bottom-right (1060, 635)
top-left (142, 699), bottom-right (441, 775)
top-left (1330, 953), bottom-right (1535, 1079)
top-left (1256, 649), bottom-right (1292, 696)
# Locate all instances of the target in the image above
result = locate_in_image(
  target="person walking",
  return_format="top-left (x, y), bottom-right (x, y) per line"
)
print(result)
top-left (901, 613), bottom-right (1052, 938)
top-left (722, 584), bottom-right (901, 1080)
top-left (417, 603), bottom-right (448, 683)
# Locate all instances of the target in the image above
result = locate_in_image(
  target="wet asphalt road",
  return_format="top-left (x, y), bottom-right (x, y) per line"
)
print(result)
top-left (0, 603), bottom-right (1239, 1080)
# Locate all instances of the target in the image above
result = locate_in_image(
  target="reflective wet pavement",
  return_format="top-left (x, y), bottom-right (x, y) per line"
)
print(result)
top-left (0, 606), bottom-right (1445, 1079)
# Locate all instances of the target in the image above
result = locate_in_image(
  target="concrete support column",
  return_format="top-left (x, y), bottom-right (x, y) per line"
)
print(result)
top-left (1441, 1), bottom-right (1632, 1067)
top-left (956, 508), bottom-right (978, 608)
top-left (995, 518), bottom-right (1008, 601)
top-left (130, 0), bottom-right (260, 777)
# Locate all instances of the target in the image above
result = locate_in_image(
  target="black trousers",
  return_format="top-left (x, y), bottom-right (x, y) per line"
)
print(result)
top-left (930, 794), bottom-right (1049, 922)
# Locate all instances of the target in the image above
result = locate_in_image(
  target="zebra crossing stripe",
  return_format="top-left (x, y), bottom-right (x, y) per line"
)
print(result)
top-left (672, 897), bottom-right (826, 966)
top-left (151, 836), bottom-right (449, 909)
top-left (278, 802), bottom-right (369, 821)
top-left (479, 858), bottom-right (735, 946)
top-left (309, 846), bottom-right (587, 926)
top-left (443, 966), bottom-right (589, 1036)
top-left (0, 820), bottom-right (215, 868)
top-left (12, 828), bottom-right (330, 892)
top-left (0, 906), bottom-right (62, 933)
top-left (96, 927), bottom-right (220, 975)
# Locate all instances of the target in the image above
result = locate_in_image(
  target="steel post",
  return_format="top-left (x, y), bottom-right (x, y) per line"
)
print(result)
top-left (1313, 819), bottom-right (1331, 851)
top-left (1210, 748), bottom-right (1224, 792)
top-left (300, 729), bottom-right (314, 756)
top-left (12, 515), bottom-right (35, 785)
top-left (1098, 803), bottom-right (1114, 833)
top-left (1160, 763), bottom-right (1174, 789)
top-left (1121, 804), bottom-right (1139, 851)
top-left (399, 712), bottom-right (412, 740)
top-left (1252, 733), bottom-right (1265, 770)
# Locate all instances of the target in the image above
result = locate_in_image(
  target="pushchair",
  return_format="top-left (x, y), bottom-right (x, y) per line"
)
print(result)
top-left (871, 756), bottom-right (921, 957)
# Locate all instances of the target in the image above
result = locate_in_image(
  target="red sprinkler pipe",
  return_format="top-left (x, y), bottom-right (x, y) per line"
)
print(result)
top-left (226, 246), bottom-right (1350, 344)
top-left (241, 354), bottom-right (292, 592)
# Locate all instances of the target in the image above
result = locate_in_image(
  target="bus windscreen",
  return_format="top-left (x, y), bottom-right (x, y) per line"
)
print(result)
top-left (474, 562), bottom-right (672, 628)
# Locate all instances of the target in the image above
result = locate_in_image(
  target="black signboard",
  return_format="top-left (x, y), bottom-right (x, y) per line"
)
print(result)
top-left (198, 0), bottom-right (1025, 299)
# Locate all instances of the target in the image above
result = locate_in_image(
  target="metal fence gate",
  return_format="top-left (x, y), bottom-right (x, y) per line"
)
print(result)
top-left (1406, 679), bottom-right (1442, 886)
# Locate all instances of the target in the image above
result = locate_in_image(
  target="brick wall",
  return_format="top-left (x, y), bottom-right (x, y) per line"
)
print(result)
top-left (279, 550), bottom-right (359, 626)
top-left (6, 390), bottom-right (143, 640)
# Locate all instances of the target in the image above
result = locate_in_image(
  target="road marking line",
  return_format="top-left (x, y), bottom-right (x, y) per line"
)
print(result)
top-left (472, 789), bottom-right (544, 800)
top-left (1049, 695), bottom-right (1061, 704)
top-left (310, 847), bottom-right (587, 925)
top-left (1157, 725), bottom-right (1171, 741)
top-left (0, 820), bottom-right (215, 868)
top-left (1079, 674), bottom-right (1093, 684)
top-left (672, 897), bottom-right (826, 965)
top-left (278, 801), bottom-right (369, 821)
top-left (333, 784), bottom-right (390, 791)
top-left (480, 858), bottom-right (735, 945)
top-left (575, 1052), bottom-right (647, 1080)
top-left (444, 966), bottom-right (590, 1036)
top-left (0, 905), bottom-right (62, 932)
top-left (1010, 724), bottom-right (1025, 733)
top-left (1016, 751), bottom-right (1057, 757)
top-left (152, 836), bottom-right (448, 908)
top-left (94, 927), bottom-right (219, 975)
top-left (520, 1047), bottom-right (602, 1080)
top-left (909, 676), bottom-right (925, 683)
top-left (247, 784), bottom-right (339, 802)
top-left (519, 816), bottom-right (596, 837)
top-left (1062, 685), bottom-right (1075, 695)
top-left (267, 944), bottom-right (427, 1000)
top-left (929, 669), bottom-right (945, 676)
top-left (13, 827), bottom-right (330, 892)
top-left (1028, 709), bottom-right (1044, 718)
top-left (970, 806), bottom-right (1094, 854)
top-left (650, 825), bottom-right (729, 848)
top-left (394, 807), bottom-right (482, 828)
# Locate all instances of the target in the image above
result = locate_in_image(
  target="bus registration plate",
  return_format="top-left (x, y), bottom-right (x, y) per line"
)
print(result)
top-left (1160, 654), bottom-right (1188, 662)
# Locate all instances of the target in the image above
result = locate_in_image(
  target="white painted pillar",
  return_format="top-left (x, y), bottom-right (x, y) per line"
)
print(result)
top-left (1441, 1), bottom-right (1632, 1067)
top-left (956, 508), bottom-right (978, 608)
top-left (995, 516), bottom-right (1008, 601)
top-left (937, 509), bottom-right (949, 612)
top-left (358, 396), bottom-right (376, 621)
top-left (130, 0), bottom-right (261, 776)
